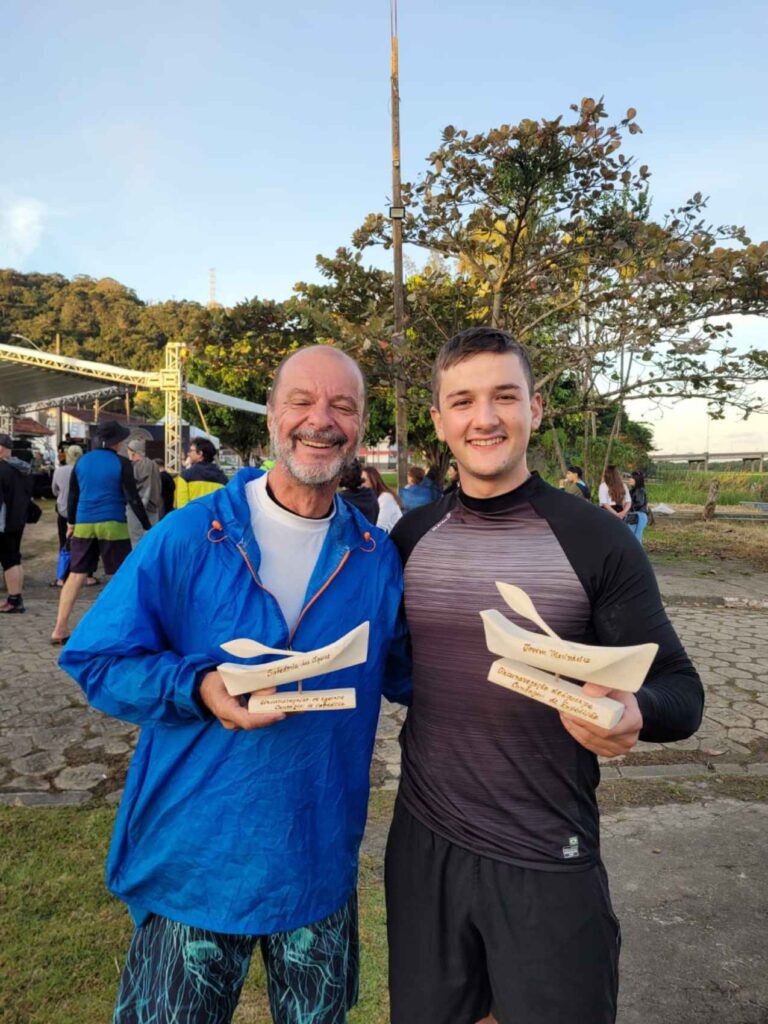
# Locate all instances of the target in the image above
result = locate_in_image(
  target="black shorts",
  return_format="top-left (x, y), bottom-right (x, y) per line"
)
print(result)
top-left (385, 800), bottom-right (620, 1024)
top-left (69, 536), bottom-right (131, 576)
top-left (0, 530), bottom-right (24, 571)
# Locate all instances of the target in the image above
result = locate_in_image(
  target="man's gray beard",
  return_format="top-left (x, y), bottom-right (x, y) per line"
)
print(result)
top-left (270, 426), bottom-right (359, 487)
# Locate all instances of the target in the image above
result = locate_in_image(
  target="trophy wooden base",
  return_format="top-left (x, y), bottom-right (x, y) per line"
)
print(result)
top-left (488, 659), bottom-right (624, 729)
top-left (248, 688), bottom-right (357, 713)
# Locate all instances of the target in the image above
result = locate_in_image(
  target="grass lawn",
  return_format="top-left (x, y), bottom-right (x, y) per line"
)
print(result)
top-left (645, 518), bottom-right (768, 571)
top-left (0, 792), bottom-right (396, 1024)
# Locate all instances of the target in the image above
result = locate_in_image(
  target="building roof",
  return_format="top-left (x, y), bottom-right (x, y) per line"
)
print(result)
top-left (12, 416), bottom-right (53, 437)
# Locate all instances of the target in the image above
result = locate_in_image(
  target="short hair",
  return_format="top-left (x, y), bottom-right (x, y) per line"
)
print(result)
top-left (432, 327), bottom-right (535, 407)
top-left (65, 445), bottom-right (83, 465)
top-left (190, 438), bottom-right (217, 462)
top-left (339, 458), bottom-right (363, 491)
top-left (407, 466), bottom-right (425, 484)
top-left (567, 465), bottom-right (583, 478)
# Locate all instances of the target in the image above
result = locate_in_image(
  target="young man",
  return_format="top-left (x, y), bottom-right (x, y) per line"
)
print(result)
top-left (0, 432), bottom-right (33, 613)
top-left (386, 327), bottom-right (703, 1024)
top-left (60, 346), bottom-right (410, 1024)
top-left (175, 437), bottom-right (229, 507)
top-left (560, 464), bottom-right (591, 500)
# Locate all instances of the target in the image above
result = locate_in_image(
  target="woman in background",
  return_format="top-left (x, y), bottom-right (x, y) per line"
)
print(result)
top-left (598, 464), bottom-right (631, 521)
top-left (361, 465), bottom-right (403, 533)
top-left (627, 470), bottom-right (650, 544)
top-left (338, 459), bottom-right (379, 525)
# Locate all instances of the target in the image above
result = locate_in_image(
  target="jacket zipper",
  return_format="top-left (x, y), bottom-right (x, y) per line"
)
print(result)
top-left (235, 541), bottom-right (351, 647)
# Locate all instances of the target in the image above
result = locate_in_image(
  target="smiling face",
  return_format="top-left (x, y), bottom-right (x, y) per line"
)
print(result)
top-left (267, 347), bottom-right (365, 488)
top-left (431, 351), bottom-right (543, 498)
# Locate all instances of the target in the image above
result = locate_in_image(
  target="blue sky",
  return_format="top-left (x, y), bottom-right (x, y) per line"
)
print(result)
top-left (2, 0), bottom-right (767, 449)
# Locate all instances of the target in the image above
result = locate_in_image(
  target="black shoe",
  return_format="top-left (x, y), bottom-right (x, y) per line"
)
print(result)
top-left (0, 598), bottom-right (25, 613)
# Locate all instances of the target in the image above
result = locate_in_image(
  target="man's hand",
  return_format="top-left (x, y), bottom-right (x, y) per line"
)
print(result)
top-left (199, 671), bottom-right (286, 731)
top-left (66, 525), bottom-right (75, 538)
top-left (559, 683), bottom-right (643, 758)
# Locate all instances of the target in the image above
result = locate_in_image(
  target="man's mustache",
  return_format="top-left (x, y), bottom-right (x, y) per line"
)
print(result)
top-left (291, 429), bottom-right (348, 446)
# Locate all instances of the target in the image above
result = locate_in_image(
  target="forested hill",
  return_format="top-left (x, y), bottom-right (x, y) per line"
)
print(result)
top-left (0, 270), bottom-right (206, 370)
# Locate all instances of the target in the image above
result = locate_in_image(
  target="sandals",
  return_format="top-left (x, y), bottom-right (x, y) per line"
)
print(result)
top-left (50, 636), bottom-right (70, 646)
top-left (0, 602), bottom-right (25, 613)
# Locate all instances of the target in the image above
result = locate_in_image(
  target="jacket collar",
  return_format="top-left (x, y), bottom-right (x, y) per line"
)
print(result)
top-left (210, 467), bottom-right (370, 574)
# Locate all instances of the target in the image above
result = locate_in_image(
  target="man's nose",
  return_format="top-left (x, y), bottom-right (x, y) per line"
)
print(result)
top-left (305, 399), bottom-right (336, 429)
top-left (471, 398), bottom-right (501, 431)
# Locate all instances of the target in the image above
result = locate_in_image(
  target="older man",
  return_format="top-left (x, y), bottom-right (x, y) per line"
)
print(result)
top-left (125, 438), bottom-right (162, 546)
top-left (60, 346), bottom-right (410, 1024)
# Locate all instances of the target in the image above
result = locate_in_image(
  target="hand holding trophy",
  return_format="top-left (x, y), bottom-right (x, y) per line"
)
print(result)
top-left (480, 583), bottom-right (658, 729)
top-left (217, 622), bottom-right (369, 713)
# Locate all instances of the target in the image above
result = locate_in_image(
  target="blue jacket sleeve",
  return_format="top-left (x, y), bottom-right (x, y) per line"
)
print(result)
top-left (59, 518), bottom-right (213, 726)
top-left (379, 545), bottom-right (412, 706)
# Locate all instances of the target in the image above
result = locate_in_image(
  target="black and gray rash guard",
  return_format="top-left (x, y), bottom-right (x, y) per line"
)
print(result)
top-left (390, 473), bottom-right (703, 871)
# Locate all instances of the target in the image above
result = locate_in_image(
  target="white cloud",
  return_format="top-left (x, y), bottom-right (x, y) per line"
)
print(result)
top-left (0, 197), bottom-right (47, 263)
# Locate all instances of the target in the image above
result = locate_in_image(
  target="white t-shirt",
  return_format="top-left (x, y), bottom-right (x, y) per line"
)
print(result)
top-left (376, 491), bottom-right (403, 533)
top-left (245, 474), bottom-right (334, 633)
top-left (598, 482), bottom-right (630, 508)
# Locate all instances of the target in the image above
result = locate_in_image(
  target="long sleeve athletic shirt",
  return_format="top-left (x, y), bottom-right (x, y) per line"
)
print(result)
top-left (390, 473), bottom-right (703, 871)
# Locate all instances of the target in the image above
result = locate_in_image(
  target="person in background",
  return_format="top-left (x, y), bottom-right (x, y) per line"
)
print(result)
top-left (50, 421), bottom-right (150, 645)
top-left (400, 466), bottom-right (437, 512)
top-left (559, 465), bottom-right (591, 501)
top-left (361, 464), bottom-right (403, 533)
top-left (598, 465), bottom-right (631, 520)
top-left (175, 438), bottom-right (228, 508)
top-left (627, 470), bottom-right (650, 544)
top-left (153, 459), bottom-right (176, 519)
top-left (424, 465), bottom-right (443, 501)
top-left (126, 439), bottom-right (161, 546)
top-left (0, 432), bottom-right (33, 614)
top-left (51, 445), bottom-right (98, 588)
top-left (443, 461), bottom-right (460, 494)
top-left (338, 458), bottom-right (379, 524)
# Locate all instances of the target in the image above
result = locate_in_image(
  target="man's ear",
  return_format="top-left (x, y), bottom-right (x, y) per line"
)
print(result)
top-left (430, 405), bottom-right (446, 443)
top-left (530, 393), bottom-right (544, 432)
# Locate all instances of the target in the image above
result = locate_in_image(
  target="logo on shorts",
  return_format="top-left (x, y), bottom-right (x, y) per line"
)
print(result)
top-left (562, 835), bottom-right (580, 859)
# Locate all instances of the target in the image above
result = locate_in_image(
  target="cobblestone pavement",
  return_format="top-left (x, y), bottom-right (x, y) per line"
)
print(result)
top-left (1, 592), bottom-right (766, 805)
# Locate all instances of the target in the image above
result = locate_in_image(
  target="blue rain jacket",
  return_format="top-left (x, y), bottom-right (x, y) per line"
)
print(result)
top-left (60, 468), bottom-right (411, 935)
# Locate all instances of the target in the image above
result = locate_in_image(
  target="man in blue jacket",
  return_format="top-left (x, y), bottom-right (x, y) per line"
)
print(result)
top-left (60, 346), bottom-right (410, 1024)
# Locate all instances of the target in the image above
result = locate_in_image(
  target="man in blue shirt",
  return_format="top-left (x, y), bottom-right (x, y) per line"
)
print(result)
top-left (60, 347), bottom-right (410, 1024)
top-left (50, 421), bottom-right (150, 644)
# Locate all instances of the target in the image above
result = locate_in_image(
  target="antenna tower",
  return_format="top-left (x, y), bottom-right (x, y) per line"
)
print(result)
top-left (208, 268), bottom-right (219, 309)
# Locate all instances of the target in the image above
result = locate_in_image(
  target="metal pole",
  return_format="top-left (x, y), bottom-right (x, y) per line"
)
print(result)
top-left (55, 333), bottom-right (63, 447)
top-left (390, 0), bottom-right (409, 490)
